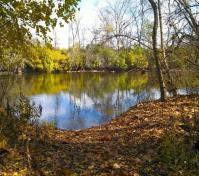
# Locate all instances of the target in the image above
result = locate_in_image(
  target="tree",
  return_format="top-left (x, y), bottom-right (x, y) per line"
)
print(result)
top-left (158, 0), bottom-right (177, 96)
top-left (129, 46), bottom-right (149, 69)
top-left (168, 0), bottom-right (199, 69)
top-left (0, 0), bottom-right (80, 57)
top-left (175, 0), bottom-right (199, 38)
top-left (148, 0), bottom-right (167, 101)
top-left (68, 18), bottom-right (82, 48)
top-left (98, 0), bottom-right (133, 50)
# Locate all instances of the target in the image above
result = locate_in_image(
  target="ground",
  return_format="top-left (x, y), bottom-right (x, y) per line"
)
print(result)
top-left (0, 95), bottom-right (199, 175)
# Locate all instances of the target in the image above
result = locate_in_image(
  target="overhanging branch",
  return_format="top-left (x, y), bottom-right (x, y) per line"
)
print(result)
top-left (104, 34), bottom-right (153, 50)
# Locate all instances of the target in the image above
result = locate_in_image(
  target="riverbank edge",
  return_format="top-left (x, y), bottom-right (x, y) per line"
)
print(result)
top-left (0, 68), bottom-right (197, 75)
top-left (1, 94), bottom-right (199, 175)
top-left (0, 68), bottom-right (147, 75)
top-left (54, 94), bottom-right (198, 134)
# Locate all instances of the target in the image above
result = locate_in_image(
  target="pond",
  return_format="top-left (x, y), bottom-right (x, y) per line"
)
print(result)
top-left (0, 71), bottom-right (198, 130)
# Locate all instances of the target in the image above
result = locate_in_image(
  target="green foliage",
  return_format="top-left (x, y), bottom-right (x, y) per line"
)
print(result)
top-left (98, 46), bottom-right (118, 68)
top-left (168, 45), bottom-right (199, 69)
top-left (0, 96), bottom-right (41, 145)
top-left (40, 120), bottom-right (57, 129)
top-left (84, 45), bottom-right (129, 70)
top-left (0, 0), bottom-right (80, 53)
top-left (159, 112), bottom-right (199, 175)
top-left (67, 44), bottom-right (86, 70)
top-left (28, 45), bottom-right (66, 72)
top-left (0, 0), bottom-right (80, 73)
top-left (1, 41), bottom-right (197, 72)
top-left (117, 51), bottom-right (128, 70)
top-left (129, 46), bottom-right (149, 69)
top-left (0, 48), bottom-right (25, 72)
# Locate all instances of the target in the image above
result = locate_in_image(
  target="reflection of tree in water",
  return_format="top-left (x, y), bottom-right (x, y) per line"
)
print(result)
top-left (94, 92), bottom-right (115, 121)
top-left (172, 71), bottom-right (199, 95)
top-left (0, 71), bottom-right (198, 129)
top-left (0, 75), bottom-right (25, 107)
top-left (67, 94), bottom-right (86, 130)
top-left (95, 90), bottom-right (127, 118)
top-left (86, 73), bottom-right (151, 118)
top-left (1, 71), bottom-right (198, 99)
top-left (29, 72), bottom-right (197, 124)
top-left (53, 94), bottom-right (61, 126)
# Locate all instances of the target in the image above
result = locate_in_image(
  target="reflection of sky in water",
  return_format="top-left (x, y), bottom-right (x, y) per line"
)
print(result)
top-left (1, 71), bottom-right (198, 130)
top-left (30, 88), bottom-right (160, 130)
top-left (177, 88), bottom-right (199, 95)
top-left (31, 92), bottom-right (104, 130)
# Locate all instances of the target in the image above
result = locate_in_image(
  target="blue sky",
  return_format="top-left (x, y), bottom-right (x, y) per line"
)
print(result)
top-left (79, 0), bottom-right (101, 8)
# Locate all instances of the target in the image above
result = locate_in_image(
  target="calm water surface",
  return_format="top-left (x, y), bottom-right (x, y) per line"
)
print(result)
top-left (0, 71), bottom-right (198, 130)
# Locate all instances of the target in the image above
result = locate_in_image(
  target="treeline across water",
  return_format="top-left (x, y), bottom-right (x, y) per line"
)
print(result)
top-left (1, 43), bottom-right (198, 73)
top-left (1, 0), bottom-right (198, 74)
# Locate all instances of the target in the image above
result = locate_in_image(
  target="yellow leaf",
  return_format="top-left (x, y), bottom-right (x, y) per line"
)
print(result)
top-left (0, 134), bottom-right (7, 149)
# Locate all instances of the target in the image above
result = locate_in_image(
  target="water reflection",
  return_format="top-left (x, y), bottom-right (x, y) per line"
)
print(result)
top-left (0, 71), bottom-right (198, 130)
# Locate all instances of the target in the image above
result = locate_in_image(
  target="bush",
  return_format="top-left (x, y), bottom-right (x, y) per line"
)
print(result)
top-left (0, 96), bottom-right (41, 145)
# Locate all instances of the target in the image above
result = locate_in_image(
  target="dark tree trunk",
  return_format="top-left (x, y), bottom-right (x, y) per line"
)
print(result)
top-left (148, 0), bottom-right (166, 101)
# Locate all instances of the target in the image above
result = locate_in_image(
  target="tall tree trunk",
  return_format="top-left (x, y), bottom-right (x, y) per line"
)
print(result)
top-left (148, 0), bottom-right (166, 101)
top-left (158, 0), bottom-right (177, 96)
top-left (158, 0), bottom-right (166, 59)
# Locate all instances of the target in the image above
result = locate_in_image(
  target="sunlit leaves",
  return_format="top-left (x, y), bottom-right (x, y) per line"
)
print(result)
top-left (129, 46), bottom-right (149, 69)
top-left (0, 0), bottom-right (80, 58)
top-left (29, 45), bottom-right (66, 72)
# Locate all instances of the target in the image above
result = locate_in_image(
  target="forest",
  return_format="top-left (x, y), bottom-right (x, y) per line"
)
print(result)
top-left (0, 0), bottom-right (198, 73)
top-left (0, 0), bottom-right (199, 175)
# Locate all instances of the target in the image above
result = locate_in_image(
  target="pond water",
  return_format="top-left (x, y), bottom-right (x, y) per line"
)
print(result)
top-left (0, 71), bottom-right (198, 130)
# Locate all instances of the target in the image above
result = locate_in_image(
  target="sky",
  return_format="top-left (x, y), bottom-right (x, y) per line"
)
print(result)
top-left (54, 0), bottom-right (107, 48)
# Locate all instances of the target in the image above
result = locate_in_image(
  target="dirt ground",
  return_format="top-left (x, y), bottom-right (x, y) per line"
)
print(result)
top-left (0, 95), bottom-right (198, 176)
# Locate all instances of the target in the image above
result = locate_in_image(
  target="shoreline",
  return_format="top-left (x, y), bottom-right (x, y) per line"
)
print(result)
top-left (54, 94), bottom-right (198, 133)
top-left (0, 68), bottom-right (197, 76)
top-left (1, 94), bottom-right (199, 175)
